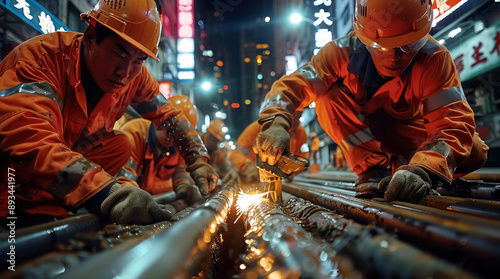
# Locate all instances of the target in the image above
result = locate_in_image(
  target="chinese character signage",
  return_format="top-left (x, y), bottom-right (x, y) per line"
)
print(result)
top-left (432, 0), bottom-right (468, 27)
top-left (1, 0), bottom-right (70, 34)
top-left (449, 24), bottom-right (500, 82)
top-left (312, 0), bottom-right (334, 55)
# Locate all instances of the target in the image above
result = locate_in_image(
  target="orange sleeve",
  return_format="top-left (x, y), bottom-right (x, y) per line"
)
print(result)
top-left (410, 49), bottom-right (478, 183)
top-left (290, 125), bottom-right (309, 159)
top-left (229, 121), bottom-right (261, 170)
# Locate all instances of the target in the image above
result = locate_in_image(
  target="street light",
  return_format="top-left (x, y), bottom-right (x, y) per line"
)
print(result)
top-left (201, 81), bottom-right (212, 91)
top-left (289, 12), bottom-right (319, 30)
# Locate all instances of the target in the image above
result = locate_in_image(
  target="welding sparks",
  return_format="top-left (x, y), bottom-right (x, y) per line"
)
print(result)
top-left (235, 189), bottom-right (267, 223)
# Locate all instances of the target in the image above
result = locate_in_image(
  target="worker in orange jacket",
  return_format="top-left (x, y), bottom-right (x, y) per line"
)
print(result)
top-left (116, 95), bottom-right (203, 204)
top-left (0, 0), bottom-right (218, 227)
top-left (310, 132), bottom-right (320, 165)
top-left (252, 0), bottom-right (489, 203)
top-left (230, 112), bottom-right (308, 183)
top-left (201, 119), bottom-right (241, 185)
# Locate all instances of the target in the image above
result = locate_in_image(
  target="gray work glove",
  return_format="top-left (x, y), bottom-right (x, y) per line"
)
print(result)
top-left (252, 115), bottom-right (291, 166)
top-left (354, 166), bottom-right (391, 199)
top-left (378, 165), bottom-right (433, 203)
top-left (186, 159), bottom-right (219, 195)
top-left (101, 184), bottom-right (174, 225)
top-left (222, 169), bottom-right (241, 185)
top-left (240, 162), bottom-right (260, 183)
top-left (175, 182), bottom-right (204, 204)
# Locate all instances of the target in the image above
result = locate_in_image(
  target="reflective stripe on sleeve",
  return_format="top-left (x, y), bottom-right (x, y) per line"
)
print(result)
top-left (259, 94), bottom-right (295, 114)
top-left (132, 94), bottom-right (170, 114)
top-left (423, 86), bottom-right (466, 115)
top-left (295, 64), bottom-right (328, 96)
top-left (0, 81), bottom-right (63, 109)
top-left (48, 157), bottom-right (100, 200)
top-left (115, 168), bottom-right (138, 181)
top-left (236, 145), bottom-right (250, 156)
top-left (339, 128), bottom-right (375, 151)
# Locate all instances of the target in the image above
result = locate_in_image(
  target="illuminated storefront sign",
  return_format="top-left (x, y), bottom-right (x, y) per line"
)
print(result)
top-left (0, 0), bottom-right (70, 33)
top-left (432, 0), bottom-right (468, 27)
top-left (177, 0), bottom-right (195, 82)
top-left (450, 23), bottom-right (500, 82)
top-left (312, 0), bottom-right (334, 55)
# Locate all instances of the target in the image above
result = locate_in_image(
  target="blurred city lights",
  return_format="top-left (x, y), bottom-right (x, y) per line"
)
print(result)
top-left (290, 12), bottom-right (303, 24)
top-left (201, 81), bottom-right (212, 91)
top-left (222, 126), bottom-right (228, 133)
top-left (225, 134), bottom-right (231, 140)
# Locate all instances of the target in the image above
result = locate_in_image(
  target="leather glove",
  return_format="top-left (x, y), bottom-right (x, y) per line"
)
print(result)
top-left (240, 162), bottom-right (260, 183)
top-left (378, 165), bottom-right (433, 203)
top-left (175, 182), bottom-right (204, 204)
top-left (186, 159), bottom-right (219, 195)
top-left (252, 115), bottom-right (291, 166)
top-left (222, 169), bottom-right (241, 185)
top-left (354, 166), bottom-right (391, 199)
top-left (101, 184), bottom-right (174, 225)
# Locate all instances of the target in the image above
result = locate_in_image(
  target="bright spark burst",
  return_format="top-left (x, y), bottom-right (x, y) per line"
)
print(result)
top-left (235, 189), bottom-right (267, 223)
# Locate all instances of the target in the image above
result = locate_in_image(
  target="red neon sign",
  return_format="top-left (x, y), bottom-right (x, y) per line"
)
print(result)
top-left (178, 0), bottom-right (194, 38)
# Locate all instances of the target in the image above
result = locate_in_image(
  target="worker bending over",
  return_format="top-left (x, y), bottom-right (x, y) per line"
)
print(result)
top-left (116, 95), bottom-right (203, 204)
top-left (0, 0), bottom-right (217, 227)
top-left (252, 0), bottom-right (488, 203)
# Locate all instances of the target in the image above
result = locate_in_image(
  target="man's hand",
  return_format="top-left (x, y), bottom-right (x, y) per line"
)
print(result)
top-left (222, 169), bottom-right (241, 185)
top-left (240, 162), bottom-right (260, 183)
top-left (354, 166), bottom-right (391, 198)
top-left (252, 116), bottom-right (291, 165)
top-left (378, 165), bottom-right (433, 203)
top-left (187, 159), bottom-right (219, 195)
top-left (101, 184), bottom-right (174, 225)
top-left (175, 182), bottom-right (204, 204)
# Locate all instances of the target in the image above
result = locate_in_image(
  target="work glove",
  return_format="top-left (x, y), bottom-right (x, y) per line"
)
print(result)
top-left (240, 162), bottom-right (260, 183)
top-left (378, 165), bottom-right (433, 203)
top-left (252, 115), bottom-right (291, 166)
top-left (186, 159), bottom-right (219, 195)
top-left (354, 166), bottom-right (391, 199)
top-left (222, 169), bottom-right (241, 185)
top-left (101, 183), bottom-right (174, 225)
top-left (175, 182), bottom-right (204, 204)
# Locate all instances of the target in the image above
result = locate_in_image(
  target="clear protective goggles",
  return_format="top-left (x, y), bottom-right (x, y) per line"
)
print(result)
top-left (366, 35), bottom-right (429, 54)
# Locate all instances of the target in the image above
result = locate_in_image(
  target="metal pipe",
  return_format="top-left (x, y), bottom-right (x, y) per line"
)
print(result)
top-left (418, 195), bottom-right (500, 220)
top-left (281, 194), bottom-right (477, 278)
top-left (239, 199), bottom-right (363, 278)
top-left (0, 214), bottom-right (100, 269)
top-left (58, 185), bottom-right (236, 279)
top-left (283, 182), bottom-right (500, 273)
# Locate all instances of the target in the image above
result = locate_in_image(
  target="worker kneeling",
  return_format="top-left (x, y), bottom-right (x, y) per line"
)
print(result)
top-left (252, 0), bottom-right (489, 203)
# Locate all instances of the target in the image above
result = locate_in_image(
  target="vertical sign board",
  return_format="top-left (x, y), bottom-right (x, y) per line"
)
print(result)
top-left (311, 0), bottom-right (334, 55)
top-left (449, 24), bottom-right (500, 82)
top-left (0, 0), bottom-right (70, 33)
top-left (432, 0), bottom-right (469, 27)
top-left (177, 0), bottom-right (195, 83)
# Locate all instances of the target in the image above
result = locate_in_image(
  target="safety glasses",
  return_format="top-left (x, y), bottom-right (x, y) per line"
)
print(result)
top-left (366, 35), bottom-right (429, 54)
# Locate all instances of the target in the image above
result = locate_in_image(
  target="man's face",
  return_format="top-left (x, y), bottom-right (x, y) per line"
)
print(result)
top-left (85, 31), bottom-right (148, 92)
top-left (367, 47), bottom-right (418, 78)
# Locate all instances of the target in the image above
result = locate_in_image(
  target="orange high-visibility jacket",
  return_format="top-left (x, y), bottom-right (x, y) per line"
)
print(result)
top-left (116, 119), bottom-right (192, 195)
top-left (229, 121), bottom-right (309, 171)
top-left (311, 137), bottom-right (320, 152)
top-left (0, 32), bottom-right (207, 218)
top-left (259, 32), bottom-right (488, 184)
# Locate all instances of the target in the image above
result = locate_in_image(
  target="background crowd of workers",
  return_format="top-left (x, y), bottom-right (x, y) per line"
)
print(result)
top-left (0, 0), bottom-right (489, 228)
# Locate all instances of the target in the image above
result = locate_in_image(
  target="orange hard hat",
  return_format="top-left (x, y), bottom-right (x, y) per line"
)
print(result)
top-left (353, 0), bottom-right (433, 49)
top-left (168, 95), bottom-right (197, 128)
top-left (208, 119), bottom-right (225, 142)
top-left (81, 0), bottom-right (161, 61)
